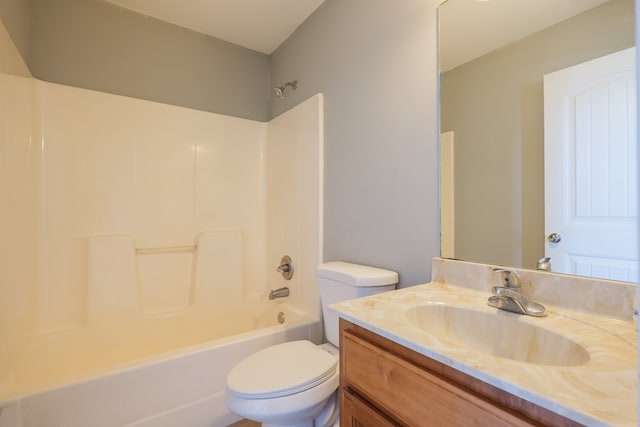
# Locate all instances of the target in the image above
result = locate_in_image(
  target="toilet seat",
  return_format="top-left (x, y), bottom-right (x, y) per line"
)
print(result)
top-left (226, 340), bottom-right (337, 399)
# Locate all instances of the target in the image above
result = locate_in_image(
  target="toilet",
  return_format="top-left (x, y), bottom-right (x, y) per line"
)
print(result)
top-left (225, 261), bottom-right (398, 427)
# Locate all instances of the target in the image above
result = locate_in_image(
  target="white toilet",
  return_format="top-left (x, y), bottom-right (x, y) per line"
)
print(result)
top-left (225, 261), bottom-right (398, 427)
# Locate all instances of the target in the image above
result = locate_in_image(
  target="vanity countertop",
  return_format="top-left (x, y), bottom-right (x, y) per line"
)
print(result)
top-left (330, 280), bottom-right (638, 427)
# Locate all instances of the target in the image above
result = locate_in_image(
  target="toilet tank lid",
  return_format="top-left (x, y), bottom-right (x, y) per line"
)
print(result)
top-left (316, 262), bottom-right (398, 287)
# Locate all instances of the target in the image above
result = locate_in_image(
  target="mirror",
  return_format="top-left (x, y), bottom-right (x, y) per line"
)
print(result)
top-left (439, 0), bottom-right (636, 281)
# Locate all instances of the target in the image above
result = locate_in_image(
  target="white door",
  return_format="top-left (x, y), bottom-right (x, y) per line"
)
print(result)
top-left (544, 47), bottom-right (637, 281)
top-left (440, 131), bottom-right (455, 259)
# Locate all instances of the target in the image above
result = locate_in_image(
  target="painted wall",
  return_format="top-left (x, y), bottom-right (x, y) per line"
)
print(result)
top-left (1, 0), bottom-right (271, 121)
top-left (0, 0), bottom-right (30, 67)
top-left (270, 0), bottom-right (441, 287)
top-left (441, 0), bottom-right (635, 269)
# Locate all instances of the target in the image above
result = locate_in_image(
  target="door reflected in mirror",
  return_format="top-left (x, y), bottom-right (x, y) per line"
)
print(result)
top-left (439, 0), bottom-right (637, 281)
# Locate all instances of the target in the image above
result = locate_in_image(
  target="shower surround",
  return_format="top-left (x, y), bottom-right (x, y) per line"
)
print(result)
top-left (0, 23), bottom-right (323, 424)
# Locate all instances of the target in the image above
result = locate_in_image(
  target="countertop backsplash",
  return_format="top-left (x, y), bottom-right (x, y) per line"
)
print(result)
top-left (432, 257), bottom-right (637, 321)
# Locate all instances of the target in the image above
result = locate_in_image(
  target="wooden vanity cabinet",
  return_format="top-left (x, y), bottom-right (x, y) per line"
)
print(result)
top-left (339, 318), bottom-right (580, 427)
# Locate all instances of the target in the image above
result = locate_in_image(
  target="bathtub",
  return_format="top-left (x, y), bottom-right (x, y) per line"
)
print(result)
top-left (0, 303), bottom-right (322, 427)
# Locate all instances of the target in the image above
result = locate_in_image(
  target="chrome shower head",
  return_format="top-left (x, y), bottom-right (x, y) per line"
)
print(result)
top-left (272, 80), bottom-right (298, 99)
top-left (273, 86), bottom-right (285, 99)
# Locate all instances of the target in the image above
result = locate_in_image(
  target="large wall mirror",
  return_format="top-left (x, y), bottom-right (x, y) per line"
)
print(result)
top-left (439, 0), bottom-right (637, 281)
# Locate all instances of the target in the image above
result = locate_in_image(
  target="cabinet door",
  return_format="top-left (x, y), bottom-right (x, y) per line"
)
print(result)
top-left (342, 388), bottom-right (399, 427)
top-left (343, 331), bottom-right (537, 427)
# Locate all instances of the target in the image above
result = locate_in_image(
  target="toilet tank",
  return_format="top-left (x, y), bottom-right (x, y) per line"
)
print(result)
top-left (317, 262), bottom-right (398, 346)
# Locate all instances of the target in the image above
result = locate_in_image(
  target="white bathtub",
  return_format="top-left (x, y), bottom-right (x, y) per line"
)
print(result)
top-left (0, 303), bottom-right (322, 427)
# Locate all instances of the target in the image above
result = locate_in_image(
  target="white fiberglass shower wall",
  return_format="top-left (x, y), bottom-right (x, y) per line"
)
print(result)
top-left (0, 20), bottom-right (323, 406)
top-left (32, 84), bottom-right (322, 335)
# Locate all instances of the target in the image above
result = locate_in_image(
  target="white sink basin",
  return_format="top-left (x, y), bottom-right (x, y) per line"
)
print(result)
top-left (405, 304), bottom-right (590, 366)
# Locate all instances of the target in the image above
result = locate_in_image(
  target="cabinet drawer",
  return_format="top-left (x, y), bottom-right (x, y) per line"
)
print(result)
top-left (342, 388), bottom-right (400, 427)
top-left (342, 331), bottom-right (536, 427)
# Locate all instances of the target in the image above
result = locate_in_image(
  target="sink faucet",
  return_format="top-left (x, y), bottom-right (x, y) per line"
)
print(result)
top-left (488, 268), bottom-right (546, 317)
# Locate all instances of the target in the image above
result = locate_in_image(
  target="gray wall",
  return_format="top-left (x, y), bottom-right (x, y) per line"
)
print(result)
top-left (0, 0), bottom-right (30, 66)
top-left (270, 0), bottom-right (441, 287)
top-left (2, 0), bottom-right (271, 121)
top-left (441, 0), bottom-right (635, 269)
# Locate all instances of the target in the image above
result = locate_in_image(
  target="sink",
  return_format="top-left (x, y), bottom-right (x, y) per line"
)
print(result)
top-left (404, 304), bottom-right (590, 367)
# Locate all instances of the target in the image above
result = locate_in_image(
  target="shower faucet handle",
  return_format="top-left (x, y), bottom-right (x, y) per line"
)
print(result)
top-left (277, 264), bottom-right (290, 273)
top-left (277, 255), bottom-right (294, 280)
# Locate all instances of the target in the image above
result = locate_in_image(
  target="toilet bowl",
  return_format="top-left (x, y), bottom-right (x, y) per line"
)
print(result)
top-left (224, 262), bottom-right (398, 427)
top-left (225, 341), bottom-right (340, 427)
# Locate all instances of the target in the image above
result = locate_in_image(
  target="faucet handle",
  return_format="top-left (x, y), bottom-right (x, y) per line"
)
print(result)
top-left (277, 255), bottom-right (294, 280)
top-left (492, 267), bottom-right (521, 288)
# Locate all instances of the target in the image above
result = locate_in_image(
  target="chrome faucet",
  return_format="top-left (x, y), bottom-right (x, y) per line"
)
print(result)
top-left (269, 287), bottom-right (290, 300)
top-left (488, 268), bottom-right (546, 317)
top-left (536, 257), bottom-right (552, 272)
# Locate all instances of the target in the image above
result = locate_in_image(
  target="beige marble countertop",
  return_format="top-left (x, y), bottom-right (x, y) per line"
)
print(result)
top-left (331, 280), bottom-right (638, 427)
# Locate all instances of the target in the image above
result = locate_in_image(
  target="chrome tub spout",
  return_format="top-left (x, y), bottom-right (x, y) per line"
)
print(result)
top-left (269, 287), bottom-right (290, 300)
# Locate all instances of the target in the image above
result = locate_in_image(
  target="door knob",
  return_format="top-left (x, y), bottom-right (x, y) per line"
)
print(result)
top-left (547, 233), bottom-right (562, 243)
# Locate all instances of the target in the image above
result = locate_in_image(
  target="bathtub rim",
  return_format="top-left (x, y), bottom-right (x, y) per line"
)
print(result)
top-left (0, 305), bottom-right (321, 404)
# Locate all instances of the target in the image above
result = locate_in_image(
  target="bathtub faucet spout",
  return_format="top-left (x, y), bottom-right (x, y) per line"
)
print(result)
top-left (269, 287), bottom-right (290, 300)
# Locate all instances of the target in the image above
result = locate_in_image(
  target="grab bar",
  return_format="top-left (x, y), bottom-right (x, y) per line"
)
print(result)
top-left (136, 244), bottom-right (197, 255)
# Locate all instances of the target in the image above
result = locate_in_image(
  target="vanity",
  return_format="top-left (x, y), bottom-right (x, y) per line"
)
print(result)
top-left (331, 258), bottom-right (638, 426)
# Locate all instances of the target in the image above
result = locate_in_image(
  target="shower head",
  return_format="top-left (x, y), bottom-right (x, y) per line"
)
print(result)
top-left (273, 86), bottom-right (285, 99)
top-left (273, 80), bottom-right (298, 100)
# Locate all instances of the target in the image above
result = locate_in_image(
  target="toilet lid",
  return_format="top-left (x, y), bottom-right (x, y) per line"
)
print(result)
top-left (226, 340), bottom-right (338, 399)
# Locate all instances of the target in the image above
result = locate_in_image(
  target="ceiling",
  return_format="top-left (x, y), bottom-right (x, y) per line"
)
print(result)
top-left (103, 0), bottom-right (326, 54)
top-left (103, 0), bottom-right (611, 64)
top-left (439, 0), bottom-right (611, 72)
